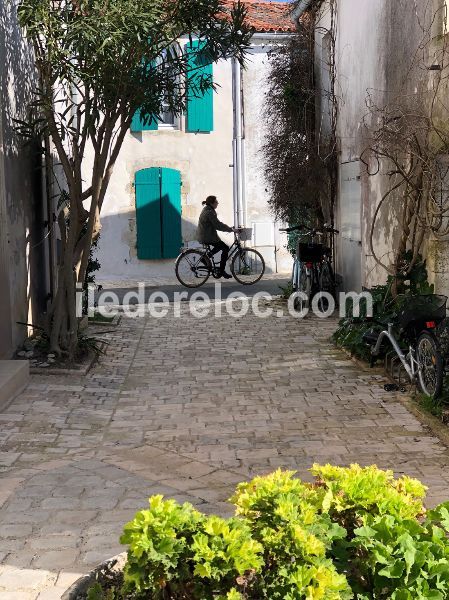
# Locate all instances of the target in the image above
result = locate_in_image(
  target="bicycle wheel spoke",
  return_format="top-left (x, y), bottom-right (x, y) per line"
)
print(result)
top-left (231, 248), bottom-right (265, 285)
top-left (175, 250), bottom-right (210, 288)
top-left (417, 334), bottom-right (442, 398)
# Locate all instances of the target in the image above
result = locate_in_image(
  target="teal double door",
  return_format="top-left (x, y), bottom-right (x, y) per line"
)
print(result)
top-left (135, 167), bottom-right (182, 260)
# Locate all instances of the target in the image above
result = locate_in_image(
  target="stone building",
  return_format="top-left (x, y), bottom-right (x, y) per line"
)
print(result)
top-left (90, 1), bottom-right (296, 284)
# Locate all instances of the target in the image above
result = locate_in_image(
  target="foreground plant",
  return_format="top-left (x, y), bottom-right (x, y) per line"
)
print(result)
top-left (81, 464), bottom-right (449, 599)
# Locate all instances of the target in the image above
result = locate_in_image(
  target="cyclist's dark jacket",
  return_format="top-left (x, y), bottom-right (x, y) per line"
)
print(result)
top-left (197, 205), bottom-right (233, 244)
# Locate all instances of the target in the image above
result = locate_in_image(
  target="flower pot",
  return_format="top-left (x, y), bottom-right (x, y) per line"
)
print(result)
top-left (61, 553), bottom-right (126, 599)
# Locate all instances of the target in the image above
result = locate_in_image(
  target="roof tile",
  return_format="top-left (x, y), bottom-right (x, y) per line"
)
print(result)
top-left (223, 0), bottom-right (296, 33)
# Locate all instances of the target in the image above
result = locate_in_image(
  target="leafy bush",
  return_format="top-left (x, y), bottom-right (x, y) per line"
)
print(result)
top-left (279, 280), bottom-right (295, 299)
top-left (93, 464), bottom-right (449, 600)
top-left (333, 254), bottom-right (434, 360)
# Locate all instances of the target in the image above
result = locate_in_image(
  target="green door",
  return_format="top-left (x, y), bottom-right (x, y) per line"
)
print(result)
top-left (135, 168), bottom-right (182, 260)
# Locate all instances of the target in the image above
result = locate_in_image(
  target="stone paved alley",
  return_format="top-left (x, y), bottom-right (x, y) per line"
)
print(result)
top-left (1, 301), bottom-right (449, 598)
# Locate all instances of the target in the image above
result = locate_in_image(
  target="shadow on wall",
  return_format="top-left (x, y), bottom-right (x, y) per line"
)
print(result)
top-left (95, 205), bottom-right (276, 282)
top-left (0, 1), bottom-right (49, 353)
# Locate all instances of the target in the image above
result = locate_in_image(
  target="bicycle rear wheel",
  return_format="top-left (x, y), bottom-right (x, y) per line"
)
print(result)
top-left (175, 249), bottom-right (211, 288)
top-left (417, 331), bottom-right (443, 399)
top-left (231, 248), bottom-right (265, 285)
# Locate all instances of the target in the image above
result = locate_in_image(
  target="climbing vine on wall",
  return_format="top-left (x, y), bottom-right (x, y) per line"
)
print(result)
top-left (360, 1), bottom-right (449, 294)
top-left (262, 0), bottom-right (338, 230)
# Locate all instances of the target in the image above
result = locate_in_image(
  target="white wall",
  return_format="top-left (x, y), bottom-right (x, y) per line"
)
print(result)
top-left (315, 0), bottom-right (435, 292)
top-left (0, 0), bottom-right (48, 357)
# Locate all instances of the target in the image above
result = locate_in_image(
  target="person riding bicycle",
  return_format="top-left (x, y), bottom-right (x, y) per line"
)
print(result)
top-left (197, 195), bottom-right (234, 279)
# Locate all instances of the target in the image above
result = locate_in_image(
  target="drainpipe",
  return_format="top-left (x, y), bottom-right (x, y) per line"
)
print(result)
top-left (291, 0), bottom-right (315, 19)
top-left (231, 57), bottom-right (245, 228)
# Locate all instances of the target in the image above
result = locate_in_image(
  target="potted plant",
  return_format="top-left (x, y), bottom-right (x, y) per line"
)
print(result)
top-left (63, 464), bottom-right (449, 599)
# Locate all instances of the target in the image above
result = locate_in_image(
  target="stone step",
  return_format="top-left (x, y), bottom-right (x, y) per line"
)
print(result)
top-left (0, 360), bottom-right (29, 411)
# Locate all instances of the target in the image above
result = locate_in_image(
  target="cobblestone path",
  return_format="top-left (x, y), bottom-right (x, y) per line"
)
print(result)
top-left (1, 302), bottom-right (449, 598)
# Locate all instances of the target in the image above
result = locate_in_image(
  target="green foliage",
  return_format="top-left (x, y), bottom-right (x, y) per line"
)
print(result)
top-left (119, 495), bottom-right (262, 599)
top-left (279, 280), bottom-right (294, 299)
top-left (263, 22), bottom-right (330, 225)
top-left (418, 392), bottom-right (444, 418)
top-left (17, 0), bottom-right (253, 138)
top-left (77, 333), bottom-right (107, 357)
top-left (333, 254), bottom-right (434, 360)
top-left (87, 582), bottom-right (120, 600)
top-left (110, 465), bottom-right (449, 599)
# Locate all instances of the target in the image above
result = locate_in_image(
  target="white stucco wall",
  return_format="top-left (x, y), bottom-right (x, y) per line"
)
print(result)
top-left (315, 0), bottom-right (436, 292)
top-left (92, 35), bottom-right (293, 283)
top-left (0, 0), bottom-right (47, 356)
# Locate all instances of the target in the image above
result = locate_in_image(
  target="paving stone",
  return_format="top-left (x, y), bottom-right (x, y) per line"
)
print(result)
top-left (32, 549), bottom-right (80, 570)
top-left (28, 535), bottom-right (78, 550)
top-left (80, 549), bottom-right (123, 566)
top-left (55, 571), bottom-right (83, 587)
top-left (0, 566), bottom-right (55, 590)
top-left (0, 592), bottom-right (38, 600)
top-left (37, 587), bottom-right (70, 599)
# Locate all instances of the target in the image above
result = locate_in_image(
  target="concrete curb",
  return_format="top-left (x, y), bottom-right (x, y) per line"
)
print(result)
top-left (0, 360), bottom-right (29, 412)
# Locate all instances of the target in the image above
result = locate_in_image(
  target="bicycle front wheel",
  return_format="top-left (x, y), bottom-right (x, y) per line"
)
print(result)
top-left (231, 248), bottom-right (265, 285)
top-left (294, 265), bottom-right (311, 312)
top-left (417, 331), bottom-right (443, 399)
top-left (317, 261), bottom-right (336, 313)
top-left (175, 249), bottom-right (211, 288)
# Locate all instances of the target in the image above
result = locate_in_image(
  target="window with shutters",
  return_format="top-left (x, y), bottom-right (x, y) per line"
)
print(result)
top-left (185, 39), bottom-right (214, 133)
top-left (131, 48), bottom-right (180, 132)
top-left (135, 168), bottom-right (182, 259)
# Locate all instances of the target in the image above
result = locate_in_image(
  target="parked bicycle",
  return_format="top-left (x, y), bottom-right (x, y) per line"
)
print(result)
top-left (362, 294), bottom-right (447, 399)
top-left (280, 224), bottom-right (339, 312)
top-left (175, 228), bottom-right (265, 288)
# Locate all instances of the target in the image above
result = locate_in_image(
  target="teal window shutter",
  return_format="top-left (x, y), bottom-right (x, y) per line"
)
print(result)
top-left (135, 168), bottom-right (162, 259)
top-left (160, 168), bottom-right (182, 258)
top-left (185, 40), bottom-right (213, 133)
top-left (131, 109), bottom-right (158, 132)
top-left (131, 58), bottom-right (159, 132)
top-left (135, 168), bottom-right (182, 260)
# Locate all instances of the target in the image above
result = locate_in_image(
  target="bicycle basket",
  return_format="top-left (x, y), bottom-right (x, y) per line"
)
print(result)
top-left (297, 242), bottom-right (325, 262)
top-left (238, 227), bottom-right (252, 242)
top-left (396, 294), bottom-right (447, 329)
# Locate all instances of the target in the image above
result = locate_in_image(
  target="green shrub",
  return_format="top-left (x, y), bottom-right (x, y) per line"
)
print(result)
top-left (105, 465), bottom-right (449, 599)
top-left (333, 253), bottom-right (434, 360)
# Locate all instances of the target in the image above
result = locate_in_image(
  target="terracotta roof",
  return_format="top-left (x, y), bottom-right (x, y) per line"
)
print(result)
top-left (222, 0), bottom-right (296, 33)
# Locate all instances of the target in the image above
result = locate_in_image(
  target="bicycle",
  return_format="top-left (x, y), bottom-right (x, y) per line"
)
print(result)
top-left (362, 294), bottom-right (447, 399)
top-left (279, 224), bottom-right (339, 312)
top-left (175, 228), bottom-right (265, 288)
